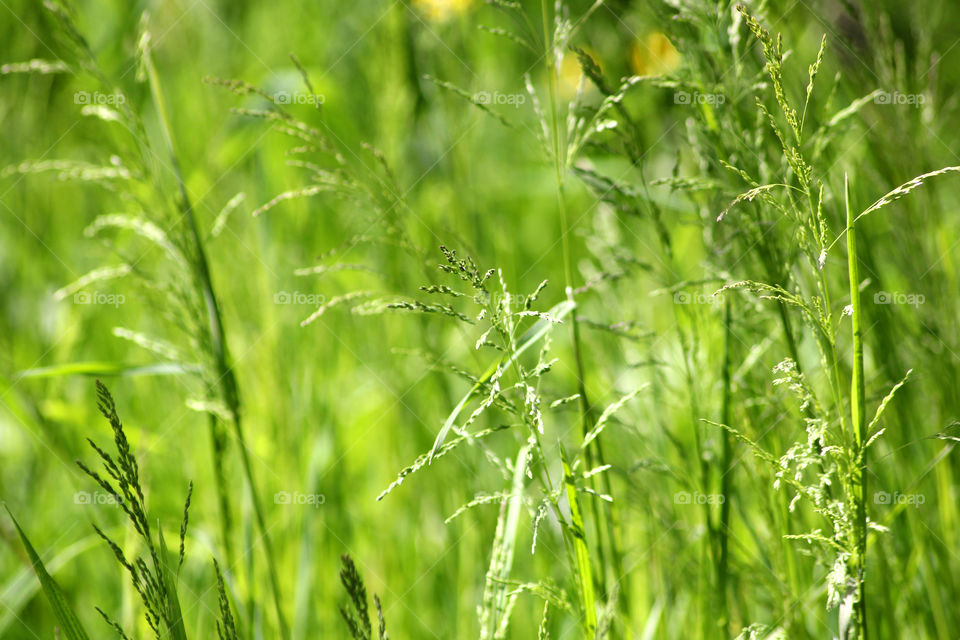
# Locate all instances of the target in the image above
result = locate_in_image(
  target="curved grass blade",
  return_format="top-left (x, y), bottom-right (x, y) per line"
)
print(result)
top-left (4, 506), bottom-right (91, 640)
top-left (0, 535), bottom-right (100, 636)
top-left (559, 445), bottom-right (597, 637)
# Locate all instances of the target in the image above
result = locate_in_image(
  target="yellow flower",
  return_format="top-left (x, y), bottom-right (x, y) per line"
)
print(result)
top-left (630, 32), bottom-right (680, 76)
top-left (413, 0), bottom-right (473, 21)
top-left (558, 48), bottom-right (601, 99)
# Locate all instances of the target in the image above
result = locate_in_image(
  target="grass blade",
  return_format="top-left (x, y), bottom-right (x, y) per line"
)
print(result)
top-left (4, 507), bottom-right (91, 640)
top-left (16, 361), bottom-right (197, 379)
top-left (157, 526), bottom-right (189, 640)
top-left (846, 174), bottom-right (867, 640)
top-left (560, 444), bottom-right (597, 637)
top-left (479, 445), bottom-right (528, 638)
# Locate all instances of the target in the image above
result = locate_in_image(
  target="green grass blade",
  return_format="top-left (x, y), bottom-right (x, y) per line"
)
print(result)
top-left (560, 445), bottom-right (597, 637)
top-left (143, 28), bottom-right (288, 640)
top-left (479, 444), bottom-right (528, 639)
top-left (4, 507), bottom-right (91, 640)
top-left (848, 179), bottom-right (865, 453)
top-left (846, 174), bottom-right (867, 640)
top-left (0, 535), bottom-right (100, 636)
top-left (16, 361), bottom-right (197, 379)
top-left (157, 526), bottom-right (189, 640)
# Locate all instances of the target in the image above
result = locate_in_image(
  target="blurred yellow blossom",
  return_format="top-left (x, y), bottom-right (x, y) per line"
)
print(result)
top-left (558, 48), bottom-right (601, 99)
top-left (630, 32), bottom-right (680, 75)
top-left (414, 0), bottom-right (473, 21)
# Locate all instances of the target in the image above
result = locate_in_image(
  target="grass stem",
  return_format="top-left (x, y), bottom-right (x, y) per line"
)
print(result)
top-left (142, 40), bottom-right (289, 640)
top-left (846, 174), bottom-right (867, 640)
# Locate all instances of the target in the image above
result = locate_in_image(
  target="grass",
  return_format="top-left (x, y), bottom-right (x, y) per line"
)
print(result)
top-left (3, 0), bottom-right (960, 638)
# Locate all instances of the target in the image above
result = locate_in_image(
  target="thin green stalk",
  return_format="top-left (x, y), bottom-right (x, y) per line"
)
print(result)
top-left (561, 445), bottom-right (598, 637)
top-left (771, 298), bottom-right (802, 633)
top-left (752, 229), bottom-right (809, 633)
top-left (673, 313), bottom-right (713, 639)
top-left (539, 1), bottom-right (625, 628)
top-left (142, 41), bottom-right (289, 640)
top-left (208, 414), bottom-right (236, 571)
top-left (717, 297), bottom-right (733, 636)
top-left (846, 175), bottom-right (867, 640)
top-left (560, 183), bottom-right (611, 593)
top-left (718, 197), bottom-right (806, 638)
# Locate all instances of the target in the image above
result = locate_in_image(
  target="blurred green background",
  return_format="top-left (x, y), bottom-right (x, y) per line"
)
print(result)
top-left (3, 0), bottom-right (960, 638)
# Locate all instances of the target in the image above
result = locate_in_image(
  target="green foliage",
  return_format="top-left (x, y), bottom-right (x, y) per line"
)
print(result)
top-left (4, 0), bottom-right (960, 639)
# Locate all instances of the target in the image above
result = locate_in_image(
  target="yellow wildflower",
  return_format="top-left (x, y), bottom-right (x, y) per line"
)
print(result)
top-left (413, 0), bottom-right (473, 22)
top-left (630, 32), bottom-right (680, 75)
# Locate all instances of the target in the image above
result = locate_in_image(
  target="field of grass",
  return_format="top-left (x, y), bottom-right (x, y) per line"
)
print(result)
top-left (2, 1), bottom-right (960, 638)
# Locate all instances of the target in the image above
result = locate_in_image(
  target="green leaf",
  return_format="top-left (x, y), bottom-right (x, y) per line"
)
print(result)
top-left (0, 535), bottom-right (100, 636)
top-left (4, 506), bottom-right (91, 640)
top-left (478, 445), bottom-right (529, 639)
top-left (157, 526), bottom-right (189, 640)
top-left (16, 361), bottom-right (198, 379)
top-left (560, 445), bottom-right (597, 636)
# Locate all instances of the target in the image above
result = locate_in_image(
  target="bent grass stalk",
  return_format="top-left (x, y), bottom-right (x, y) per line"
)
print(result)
top-left (139, 27), bottom-right (235, 578)
top-left (141, 36), bottom-right (289, 640)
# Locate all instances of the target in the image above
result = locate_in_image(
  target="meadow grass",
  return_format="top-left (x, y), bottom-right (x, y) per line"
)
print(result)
top-left (3, 1), bottom-right (960, 639)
